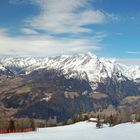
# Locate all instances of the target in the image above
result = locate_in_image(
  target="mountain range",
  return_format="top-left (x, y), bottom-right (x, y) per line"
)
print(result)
top-left (0, 53), bottom-right (140, 121)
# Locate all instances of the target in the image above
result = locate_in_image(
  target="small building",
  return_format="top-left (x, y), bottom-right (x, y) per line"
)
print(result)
top-left (88, 118), bottom-right (97, 122)
top-left (131, 120), bottom-right (138, 124)
top-left (88, 118), bottom-right (104, 123)
top-left (131, 114), bottom-right (140, 123)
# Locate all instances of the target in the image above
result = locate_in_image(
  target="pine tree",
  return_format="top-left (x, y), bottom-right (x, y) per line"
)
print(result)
top-left (72, 115), bottom-right (79, 123)
top-left (96, 115), bottom-right (101, 128)
top-left (109, 115), bottom-right (114, 127)
top-left (30, 118), bottom-right (36, 131)
top-left (83, 115), bottom-right (89, 121)
top-left (136, 114), bottom-right (140, 122)
top-left (9, 119), bottom-right (15, 130)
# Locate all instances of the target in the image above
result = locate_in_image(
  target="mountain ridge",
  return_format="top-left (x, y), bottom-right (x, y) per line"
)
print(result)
top-left (0, 53), bottom-right (139, 82)
top-left (0, 53), bottom-right (140, 121)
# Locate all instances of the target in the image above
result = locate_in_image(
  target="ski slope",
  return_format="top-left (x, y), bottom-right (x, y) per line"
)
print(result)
top-left (0, 122), bottom-right (140, 140)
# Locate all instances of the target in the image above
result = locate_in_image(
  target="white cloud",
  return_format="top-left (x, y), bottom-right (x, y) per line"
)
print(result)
top-left (0, 28), bottom-right (9, 35)
top-left (127, 51), bottom-right (140, 54)
top-left (0, 29), bottom-right (100, 57)
top-left (117, 58), bottom-right (140, 66)
top-left (2, 0), bottom-right (118, 57)
top-left (20, 28), bottom-right (39, 35)
top-left (25, 0), bottom-right (107, 34)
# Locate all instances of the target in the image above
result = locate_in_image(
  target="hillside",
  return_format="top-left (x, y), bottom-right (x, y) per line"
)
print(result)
top-left (0, 53), bottom-right (140, 121)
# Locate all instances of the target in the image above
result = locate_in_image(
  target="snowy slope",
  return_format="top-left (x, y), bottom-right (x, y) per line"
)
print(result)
top-left (0, 122), bottom-right (140, 140)
top-left (0, 64), bottom-right (6, 71)
top-left (125, 66), bottom-right (140, 80)
top-left (0, 53), bottom-right (140, 82)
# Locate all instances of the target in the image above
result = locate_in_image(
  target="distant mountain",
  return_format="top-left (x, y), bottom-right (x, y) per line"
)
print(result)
top-left (0, 53), bottom-right (140, 121)
top-left (0, 52), bottom-right (140, 82)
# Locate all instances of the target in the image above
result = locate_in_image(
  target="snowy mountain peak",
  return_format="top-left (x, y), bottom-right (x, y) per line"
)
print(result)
top-left (0, 53), bottom-right (139, 82)
top-left (85, 52), bottom-right (97, 58)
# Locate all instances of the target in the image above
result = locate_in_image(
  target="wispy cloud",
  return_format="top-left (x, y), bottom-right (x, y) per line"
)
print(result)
top-left (0, 28), bottom-right (9, 35)
top-left (0, 28), bottom-right (100, 57)
top-left (0, 0), bottom-right (118, 57)
top-left (20, 28), bottom-right (39, 35)
top-left (127, 51), bottom-right (140, 54)
top-left (25, 0), bottom-right (115, 34)
top-left (117, 58), bottom-right (140, 66)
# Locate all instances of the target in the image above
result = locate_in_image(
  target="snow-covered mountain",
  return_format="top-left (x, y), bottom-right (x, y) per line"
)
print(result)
top-left (0, 53), bottom-right (140, 122)
top-left (125, 66), bottom-right (140, 81)
top-left (0, 53), bottom-right (140, 82)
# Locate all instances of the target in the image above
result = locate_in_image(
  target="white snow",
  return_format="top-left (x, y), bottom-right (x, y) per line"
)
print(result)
top-left (0, 122), bottom-right (140, 140)
top-left (0, 53), bottom-right (140, 82)
top-left (125, 66), bottom-right (140, 80)
top-left (0, 64), bottom-right (6, 71)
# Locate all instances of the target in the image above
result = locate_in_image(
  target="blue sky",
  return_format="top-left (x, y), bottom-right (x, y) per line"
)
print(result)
top-left (0, 0), bottom-right (140, 64)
